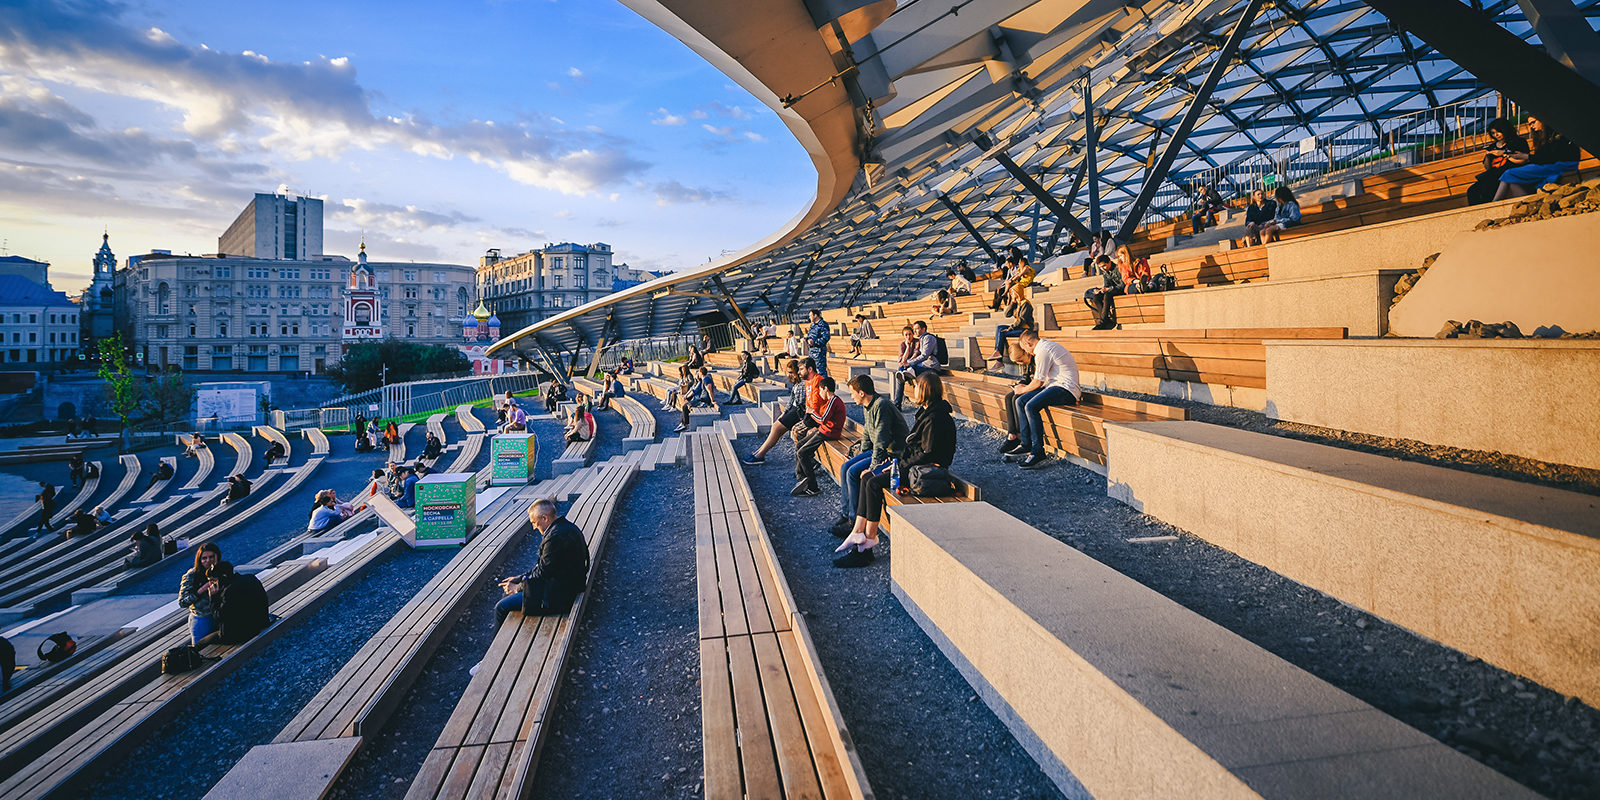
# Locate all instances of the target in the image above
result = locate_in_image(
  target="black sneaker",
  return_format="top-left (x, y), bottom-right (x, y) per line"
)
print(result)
top-left (793, 481), bottom-right (821, 497)
top-left (742, 454), bottom-right (766, 465)
top-left (833, 548), bottom-right (875, 568)
top-left (999, 438), bottom-right (1024, 454)
top-left (1019, 453), bottom-right (1048, 470)
top-left (790, 481), bottom-right (811, 497)
top-left (829, 515), bottom-right (854, 537)
top-left (1003, 451), bottom-right (1024, 463)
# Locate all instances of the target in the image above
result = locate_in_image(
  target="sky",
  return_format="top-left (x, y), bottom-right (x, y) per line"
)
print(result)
top-left (0, 0), bottom-right (816, 293)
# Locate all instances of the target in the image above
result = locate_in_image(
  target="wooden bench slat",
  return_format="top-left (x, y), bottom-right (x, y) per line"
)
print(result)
top-left (753, 630), bottom-right (825, 799)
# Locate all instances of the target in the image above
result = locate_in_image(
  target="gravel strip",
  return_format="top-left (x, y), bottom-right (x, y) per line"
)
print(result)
top-left (732, 430), bottom-right (1064, 799)
top-left (1102, 386), bottom-right (1600, 496)
top-left (952, 418), bottom-right (1600, 798)
top-left (85, 545), bottom-right (455, 800)
top-left (530, 464), bottom-right (701, 799)
top-left (585, 406), bottom-right (631, 463)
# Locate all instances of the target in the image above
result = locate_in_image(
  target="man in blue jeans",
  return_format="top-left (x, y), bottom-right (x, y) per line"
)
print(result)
top-left (829, 375), bottom-right (907, 536)
top-left (893, 321), bottom-right (940, 410)
top-left (496, 498), bottom-right (590, 625)
top-left (805, 309), bottom-right (831, 378)
top-left (1004, 329), bottom-right (1082, 470)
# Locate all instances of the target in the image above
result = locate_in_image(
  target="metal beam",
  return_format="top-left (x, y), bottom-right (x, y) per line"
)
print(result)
top-left (1517, 0), bottom-right (1600, 85)
top-left (937, 193), bottom-right (1003, 266)
top-left (983, 149), bottom-right (1095, 244)
top-left (1084, 76), bottom-right (1101, 233)
top-left (710, 274), bottom-right (754, 342)
top-left (1362, 0), bottom-right (1600, 159)
top-left (1116, 0), bottom-right (1266, 241)
top-left (583, 310), bottom-right (615, 376)
top-left (784, 255), bottom-right (824, 319)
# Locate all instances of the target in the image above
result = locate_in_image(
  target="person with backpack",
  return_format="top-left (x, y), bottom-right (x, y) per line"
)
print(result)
top-left (892, 321), bottom-right (941, 411)
top-left (724, 351), bottom-right (760, 405)
top-left (1083, 254), bottom-right (1122, 330)
top-left (178, 543), bottom-right (223, 645)
top-left (195, 562), bottom-right (270, 646)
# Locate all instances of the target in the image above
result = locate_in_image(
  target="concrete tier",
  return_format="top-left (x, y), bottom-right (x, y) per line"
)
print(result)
top-left (1264, 197), bottom-right (1519, 283)
top-left (888, 502), bottom-right (1539, 800)
top-left (1106, 420), bottom-right (1600, 706)
top-left (1266, 338), bottom-right (1600, 471)
top-left (1389, 211), bottom-right (1600, 337)
top-left (1163, 270), bottom-right (1403, 336)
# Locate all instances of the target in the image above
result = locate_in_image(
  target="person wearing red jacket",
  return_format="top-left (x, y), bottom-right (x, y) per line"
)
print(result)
top-left (792, 376), bottom-right (846, 497)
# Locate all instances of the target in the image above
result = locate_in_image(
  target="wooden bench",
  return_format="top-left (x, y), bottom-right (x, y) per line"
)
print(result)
top-left (252, 425), bottom-right (294, 468)
top-left (178, 437), bottom-right (215, 491)
top-left (940, 372), bottom-right (1188, 470)
top-left (1043, 326), bottom-right (1348, 391)
top-left (221, 431), bottom-right (252, 478)
top-left (388, 422), bottom-right (416, 463)
top-left (130, 456), bottom-right (178, 505)
top-left (204, 483), bottom-right (537, 800)
top-left (0, 467), bottom-right (96, 574)
top-left (402, 461), bottom-right (639, 800)
top-left (0, 533), bottom-right (404, 800)
top-left (691, 432), bottom-right (871, 799)
top-left (304, 427), bottom-right (330, 456)
top-left (572, 378), bottom-right (655, 449)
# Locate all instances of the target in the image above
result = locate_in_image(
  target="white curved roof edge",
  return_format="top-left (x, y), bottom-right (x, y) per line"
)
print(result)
top-left (487, 0), bottom-right (860, 357)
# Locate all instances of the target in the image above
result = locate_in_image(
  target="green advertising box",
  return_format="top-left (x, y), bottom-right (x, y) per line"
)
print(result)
top-left (413, 473), bottom-right (476, 547)
top-left (491, 433), bottom-right (537, 486)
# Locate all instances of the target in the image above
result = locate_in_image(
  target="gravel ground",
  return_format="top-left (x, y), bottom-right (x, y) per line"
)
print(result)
top-left (85, 545), bottom-right (456, 800)
top-left (733, 429), bottom-right (1065, 799)
top-left (950, 418), bottom-right (1600, 798)
top-left (530, 464), bottom-right (701, 800)
top-left (585, 406), bottom-right (630, 463)
top-left (1107, 387), bottom-right (1600, 496)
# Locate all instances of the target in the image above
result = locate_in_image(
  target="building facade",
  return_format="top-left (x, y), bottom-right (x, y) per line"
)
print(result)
top-left (78, 232), bottom-right (117, 353)
top-left (0, 272), bottom-right (80, 366)
top-left (115, 249), bottom-right (476, 373)
top-left (218, 192), bottom-right (325, 260)
top-left (476, 242), bottom-right (660, 332)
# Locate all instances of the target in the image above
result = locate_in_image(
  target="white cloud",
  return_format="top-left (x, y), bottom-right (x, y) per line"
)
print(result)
top-left (651, 107), bottom-right (686, 126)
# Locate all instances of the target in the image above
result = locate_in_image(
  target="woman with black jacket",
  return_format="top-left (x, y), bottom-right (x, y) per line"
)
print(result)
top-left (834, 372), bottom-right (957, 568)
top-left (685, 345), bottom-right (705, 371)
top-left (724, 351), bottom-right (760, 405)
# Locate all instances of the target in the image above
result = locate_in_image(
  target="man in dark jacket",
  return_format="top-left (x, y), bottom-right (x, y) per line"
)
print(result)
top-left (197, 562), bottom-right (271, 645)
top-left (495, 499), bottom-right (590, 624)
top-left (33, 482), bottom-right (57, 535)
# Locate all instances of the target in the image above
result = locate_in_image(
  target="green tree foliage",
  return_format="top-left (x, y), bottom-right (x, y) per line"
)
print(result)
top-left (97, 332), bottom-right (141, 432)
top-left (327, 339), bottom-right (471, 392)
top-left (145, 369), bottom-right (197, 423)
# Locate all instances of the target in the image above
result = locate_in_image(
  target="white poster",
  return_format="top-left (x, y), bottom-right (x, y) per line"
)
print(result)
top-left (196, 388), bottom-right (258, 425)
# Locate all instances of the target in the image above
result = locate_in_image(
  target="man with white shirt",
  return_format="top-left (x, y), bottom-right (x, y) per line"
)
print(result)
top-left (1004, 329), bottom-right (1081, 470)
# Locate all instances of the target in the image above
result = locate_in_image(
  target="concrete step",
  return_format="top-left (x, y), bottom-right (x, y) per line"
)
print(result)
top-left (637, 442), bottom-right (663, 472)
top-left (1107, 419), bottom-right (1600, 707)
top-left (730, 413), bottom-right (757, 437)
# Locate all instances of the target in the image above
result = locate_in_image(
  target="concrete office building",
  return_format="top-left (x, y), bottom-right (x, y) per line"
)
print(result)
top-left (477, 242), bottom-right (660, 332)
top-left (218, 192), bottom-right (325, 260)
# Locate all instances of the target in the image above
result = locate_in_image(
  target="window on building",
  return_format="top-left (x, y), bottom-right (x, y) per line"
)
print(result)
top-left (218, 321), bottom-right (228, 337)
top-left (404, 270), bottom-right (418, 282)
top-left (280, 268), bottom-right (300, 279)
top-left (404, 286), bottom-right (417, 299)
top-left (189, 324), bottom-right (197, 337)
top-left (215, 266), bottom-right (232, 278)
top-left (406, 323), bottom-right (415, 336)
top-left (153, 326), bottom-right (165, 339)
top-left (553, 276), bottom-right (563, 287)
top-left (433, 271), bottom-right (446, 283)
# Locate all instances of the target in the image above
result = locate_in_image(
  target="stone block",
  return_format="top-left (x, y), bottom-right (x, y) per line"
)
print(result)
top-left (1162, 270), bottom-right (1402, 336)
top-left (1267, 197), bottom-right (1520, 282)
top-left (203, 737), bottom-right (362, 800)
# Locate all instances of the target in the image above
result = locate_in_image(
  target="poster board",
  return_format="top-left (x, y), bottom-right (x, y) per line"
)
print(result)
top-left (490, 433), bottom-right (537, 486)
top-left (412, 473), bottom-right (476, 547)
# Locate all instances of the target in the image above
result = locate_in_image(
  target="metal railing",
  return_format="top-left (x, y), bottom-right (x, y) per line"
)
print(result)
top-left (313, 371), bottom-right (546, 429)
top-left (1135, 94), bottom-right (1520, 230)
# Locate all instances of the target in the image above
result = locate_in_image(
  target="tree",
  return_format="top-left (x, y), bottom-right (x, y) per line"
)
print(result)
top-left (327, 339), bottom-right (471, 392)
top-left (145, 369), bottom-right (196, 424)
top-left (97, 332), bottom-right (141, 450)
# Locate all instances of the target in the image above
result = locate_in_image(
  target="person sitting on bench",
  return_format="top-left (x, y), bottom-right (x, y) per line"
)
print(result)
top-left (1243, 188), bottom-right (1277, 245)
top-left (829, 374), bottom-right (907, 537)
top-left (988, 296), bottom-right (1036, 367)
top-left (949, 260), bottom-right (974, 296)
top-left (743, 359), bottom-right (807, 464)
top-left (195, 562), bottom-right (270, 646)
top-left (792, 375), bottom-right (846, 498)
top-left (600, 370), bottom-right (626, 409)
top-left (366, 419), bottom-right (383, 443)
top-left (179, 543), bottom-right (223, 645)
top-left (124, 524), bottom-right (162, 568)
top-left (183, 433), bottom-right (205, 458)
top-left (848, 314), bottom-right (876, 357)
top-left (422, 431), bottom-right (443, 461)
top-left (685, 344), bottom-right (706, 372)
top-left (1003, 329), bottom-right (1082, 470)
top-left (564, 406), bottom-right (593, 444)
top-left (543, 380), bottom-right (568, 414)
top-left (1258, 186), bottom-right (1301, 243)
top-left (1083, 254), bottom-right (1123, 330)
top-left (503, 402), bottom-right (528, 433)
top-left (835, 371), bottom-right (956, 568)
top-left (146, 461), bottom-right (174, 490)
top-left (264, 440), bottom-right (286, 464)
top-left (220, 474), bottom-right (252, 507)
top-left (620, 357), bottom-right (635, 375)
top-left (893, 321), bottom-right (941, 411)
top-left (1494, 115), bottom-right (1580, 201)
top-left (693, 367), bottom-right (719, 409)
top-left (354, 428), bottom-right (375, 452)
top-left (383, 421), bottom-right (401, 447)
top-left (93, 505), bottom-right (113, 526)
top-left (392, 466), bottom-right (419, 508)
top-left (495, 498), bottom-right (590, 625)
top-left (307, 492), bottom-right (346, 533)
top-left (724, 351), bottom-right (759, 405)
top-left (69, 508), bottom-right (97, 538)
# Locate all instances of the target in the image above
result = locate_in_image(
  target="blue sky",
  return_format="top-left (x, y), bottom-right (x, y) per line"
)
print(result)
top-left (0, 0), bottom-right (815, 291)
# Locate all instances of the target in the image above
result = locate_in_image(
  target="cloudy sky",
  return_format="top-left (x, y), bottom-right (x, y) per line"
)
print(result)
top-left (0, 0), bottom-right (815, 293)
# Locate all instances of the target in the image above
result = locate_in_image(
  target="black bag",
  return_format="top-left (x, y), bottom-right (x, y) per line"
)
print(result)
top-left (37, 632), bottom-right (77, 664)
top-left (933, 337), bottom-right (949, 366)
top-left (162, 537), bottom-right (178, 556)
top-left (907, 465), bottom-right (957, 497)
top-left (161, 644), bottom-right (205, 675)
top-left (1149, 265), bottom-right (1177, 293)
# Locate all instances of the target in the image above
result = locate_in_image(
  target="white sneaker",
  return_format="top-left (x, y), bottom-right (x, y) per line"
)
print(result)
top-left (469, 661), bottom-right (481, 677)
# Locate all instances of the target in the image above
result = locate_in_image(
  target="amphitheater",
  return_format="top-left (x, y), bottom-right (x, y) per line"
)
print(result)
top-left (1, 1), bottom-right (1598, 798)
